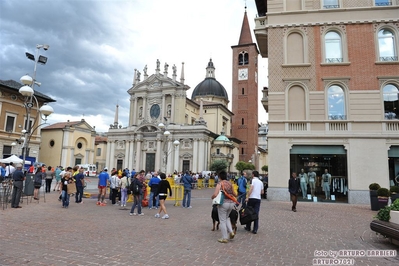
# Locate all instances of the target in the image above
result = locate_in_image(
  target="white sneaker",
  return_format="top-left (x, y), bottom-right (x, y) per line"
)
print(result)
top-left (188, 206), bottom-right (192, 208)
top-left (138, 213), bottom-right (144, 216)
top-left (129, 212), bottom-right (137, 216)
top-left (162, 214), bottom-right (169, 219)
top-left (155, 213), bottom-right (160, 218)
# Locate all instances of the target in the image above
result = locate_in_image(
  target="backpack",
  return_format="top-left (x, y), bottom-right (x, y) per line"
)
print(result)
top-left (130, 178), bottom-right (140, 195)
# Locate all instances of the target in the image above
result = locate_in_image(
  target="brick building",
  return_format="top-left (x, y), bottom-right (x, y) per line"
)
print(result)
top-left (253, 0), bottom-right (399, 204)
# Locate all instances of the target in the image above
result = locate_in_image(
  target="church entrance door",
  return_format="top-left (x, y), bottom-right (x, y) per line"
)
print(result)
top-left (145, 153), bottom-right (155, 173)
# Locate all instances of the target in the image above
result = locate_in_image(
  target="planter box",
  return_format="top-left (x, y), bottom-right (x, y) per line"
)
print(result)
top-left (391, 193), bottom-right (399, 204)
top-left (390, 210), bottom-right (399, 225)
top-left (370, 190), bottom-right (379, 211)
top-left (378, 197), bottom-right (389, 210)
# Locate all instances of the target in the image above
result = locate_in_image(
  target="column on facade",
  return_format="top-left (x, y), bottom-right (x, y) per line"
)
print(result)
top-left (109, 141), bottom-right (115, 168)
top-left (173, 140), bottom-right (180, 174)
top-left (198, 138), bottom-right (206, 172)
top-left (105, 140), bottom-right (111, 168)
top-left (61, 129), bottom-right (70, 167)
top-left (142, 96), bottom-right (147, 120)
top-left (124, 140), bottom-right (130, 169)
top-left (133, 97), bottom-right (138, 125)
top-left (192, 138), bottom-right (198, 172)
top-left (129, 139), bottom-right (135, 170)
top-left (135, 136), bottom-right (143, 170)
top-left (155, 133), bottom-right (164, 170)
top-left (161, 94), bottom-right (166, 119)
top-left (85, 150), bottom-right (90, 164)
top-left (70, 149), bottom-right (75, 166)
top-left (171, 94), bottom-right (175, 123)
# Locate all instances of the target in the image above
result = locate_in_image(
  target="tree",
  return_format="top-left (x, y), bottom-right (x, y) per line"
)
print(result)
top-left (261, 165), bottom-right (268, 173)
top-left (235, 161), bottom-right (255, 172)
top-left (210, 159), bottom-right (228, 174)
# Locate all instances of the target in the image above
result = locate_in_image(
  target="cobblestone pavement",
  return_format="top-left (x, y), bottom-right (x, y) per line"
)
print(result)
top-left (1, 187), bottom-right (398, 266)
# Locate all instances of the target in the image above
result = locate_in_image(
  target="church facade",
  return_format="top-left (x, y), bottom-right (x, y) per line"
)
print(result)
top-left (105, 60), bottom-right (240, 174)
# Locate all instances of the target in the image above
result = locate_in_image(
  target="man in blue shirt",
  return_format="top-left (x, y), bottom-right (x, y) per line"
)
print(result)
top-left (0, 163), bottom-right (6, 180)
top-left (237, 171), bottom-right (248, 208)
top-left (181, 171), bottom-right (193, 208)
top-left (148, 171), bottom-right (161, 209)
top-left (97, 168), bottom-right (109, 206)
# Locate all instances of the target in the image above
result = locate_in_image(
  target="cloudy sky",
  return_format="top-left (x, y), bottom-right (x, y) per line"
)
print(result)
top-left (0, 0), bottom-right (268, 132)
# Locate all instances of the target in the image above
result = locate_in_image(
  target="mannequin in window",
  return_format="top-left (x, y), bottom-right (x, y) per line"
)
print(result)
top-left (322, 169), bottom-right (332, 200)
top-left (307, 168), bottom-right (316, 197)
top-left (298, 169), bottom-right (308, 199)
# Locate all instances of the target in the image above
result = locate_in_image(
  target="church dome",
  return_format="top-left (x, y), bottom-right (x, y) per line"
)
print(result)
top-left (191, 78), bottom-right (228, 100)
top-left (191, 59), bottom-right (229, 101)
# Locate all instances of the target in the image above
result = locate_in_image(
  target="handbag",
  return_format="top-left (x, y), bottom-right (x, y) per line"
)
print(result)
top-left (212, 190), bottom-right (224, 205)
top-left (67, 182), bottom-right (77, 195)
top-left (239, 206), bottom-right (258, 225)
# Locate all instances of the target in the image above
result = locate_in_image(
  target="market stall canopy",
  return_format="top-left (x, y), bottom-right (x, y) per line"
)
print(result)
top-left (0, 155), bottom-right (24, 164)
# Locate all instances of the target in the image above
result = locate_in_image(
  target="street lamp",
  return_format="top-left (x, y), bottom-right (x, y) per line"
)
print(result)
top-left (19, 44), bottom-right (53, 170)
top-left (158, 122), bottom-right (180, 174)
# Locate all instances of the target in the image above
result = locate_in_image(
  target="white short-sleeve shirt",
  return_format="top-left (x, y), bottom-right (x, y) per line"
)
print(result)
top-left (249, 177), bottom-right (263, 200)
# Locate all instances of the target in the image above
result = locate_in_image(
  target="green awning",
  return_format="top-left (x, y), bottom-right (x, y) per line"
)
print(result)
top-left (290, 145), bottom-right (346, 155)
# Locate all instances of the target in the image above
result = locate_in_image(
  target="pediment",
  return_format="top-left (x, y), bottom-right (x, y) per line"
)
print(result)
top-left (128, 73), bottom-right (184, 94)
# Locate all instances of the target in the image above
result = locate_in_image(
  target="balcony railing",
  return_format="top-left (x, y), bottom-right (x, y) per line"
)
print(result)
top-left (328, 115), bottom-right (347, 120)
top-left (379, 56), bottom-right (398, 61)
top-left (288, 122), bottom-right (308, 131)
top-left (323, 5), bottom-right (340, 9)
top-left (328, 122), bottom-right (348, 131)
top-left (325, 58), bottom-right (343, 63)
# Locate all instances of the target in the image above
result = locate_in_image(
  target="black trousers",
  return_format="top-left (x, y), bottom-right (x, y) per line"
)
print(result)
top-left (45, 179), bottom-right (52, 192)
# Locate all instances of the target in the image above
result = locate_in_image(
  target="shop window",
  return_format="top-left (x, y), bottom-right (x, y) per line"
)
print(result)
top-left (325, 31), bottom-right (343, 63)
top-left (290, 145), bottom-right (348, 203)
top-left (383, 84), bottom-right (399, 120)
top-left (327, 85), bottom-right (346, 120)
top-left (378, 29), bottom-right (397, 62)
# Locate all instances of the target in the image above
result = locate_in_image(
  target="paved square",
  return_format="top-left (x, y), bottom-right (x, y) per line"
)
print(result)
top-left (1, 186), bottom-right (398, 265)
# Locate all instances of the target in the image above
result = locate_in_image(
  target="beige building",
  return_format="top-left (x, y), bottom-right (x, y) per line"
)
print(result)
top-left (254, 0), bottom-right (399, 203)
top-left (95, 135), bottom-right (108, 171)
top-left (0, 79), bottom-right (55, 165)
top-left (40, 119), bottom-right (96, 168)
top-left (106, 59), bottom-right (241, 174)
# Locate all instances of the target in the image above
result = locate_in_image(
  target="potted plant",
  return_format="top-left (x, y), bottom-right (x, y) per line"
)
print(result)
top-left (390, 186), bottom-right (399, 203)
top-left (369, 183), bottom-right (381, 211)
top-left (377, 187), bottom-right (390, 210)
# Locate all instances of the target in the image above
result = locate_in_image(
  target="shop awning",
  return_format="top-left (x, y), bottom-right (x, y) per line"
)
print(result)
top-left (290, 145), bottom-right (346, 155)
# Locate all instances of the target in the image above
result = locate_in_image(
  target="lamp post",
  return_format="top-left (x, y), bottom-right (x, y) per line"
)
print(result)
top-left (158, 122), bottom-right (180, 174)
top-left (19, 44), bottom-right (53, 171)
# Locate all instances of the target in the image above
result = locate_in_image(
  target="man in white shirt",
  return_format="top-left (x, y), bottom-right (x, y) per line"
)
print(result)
top-left (245, 170), bottom-right (264, 234)
top-left (5, 162), bottom-right (15, 177)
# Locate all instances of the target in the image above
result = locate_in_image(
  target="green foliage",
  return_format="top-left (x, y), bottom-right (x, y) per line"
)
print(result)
top-left (377, 188), bottom-right (390, 197)
top-left (390, 186), bottom-right (399, 194)
top-left (210, 160), bottom-right (228, 174)
top-left (375, 198), bottom-right (399, 221)
top-left (235, 161), bottom-right (255, 172)
top-left (369, 183), bottom-right (381, 190)
top-left (261, 165), bottom-right (268, 172)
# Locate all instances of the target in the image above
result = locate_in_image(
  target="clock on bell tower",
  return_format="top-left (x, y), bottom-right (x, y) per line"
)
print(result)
top-left (231, 8), bottom-right (259, 163)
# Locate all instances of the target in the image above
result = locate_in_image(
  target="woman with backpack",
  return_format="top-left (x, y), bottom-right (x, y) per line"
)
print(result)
top-left (129, 172), bottom-right (144, 216)
top-left (33, 166), bottom-right (43, 200)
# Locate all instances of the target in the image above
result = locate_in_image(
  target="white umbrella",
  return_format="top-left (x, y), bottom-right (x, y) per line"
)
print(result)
top-left (0, 155), bottom-right (23, 164)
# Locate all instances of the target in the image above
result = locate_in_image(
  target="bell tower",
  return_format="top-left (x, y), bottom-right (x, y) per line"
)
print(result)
top-left (231, 7), bottom-right (259, 163)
